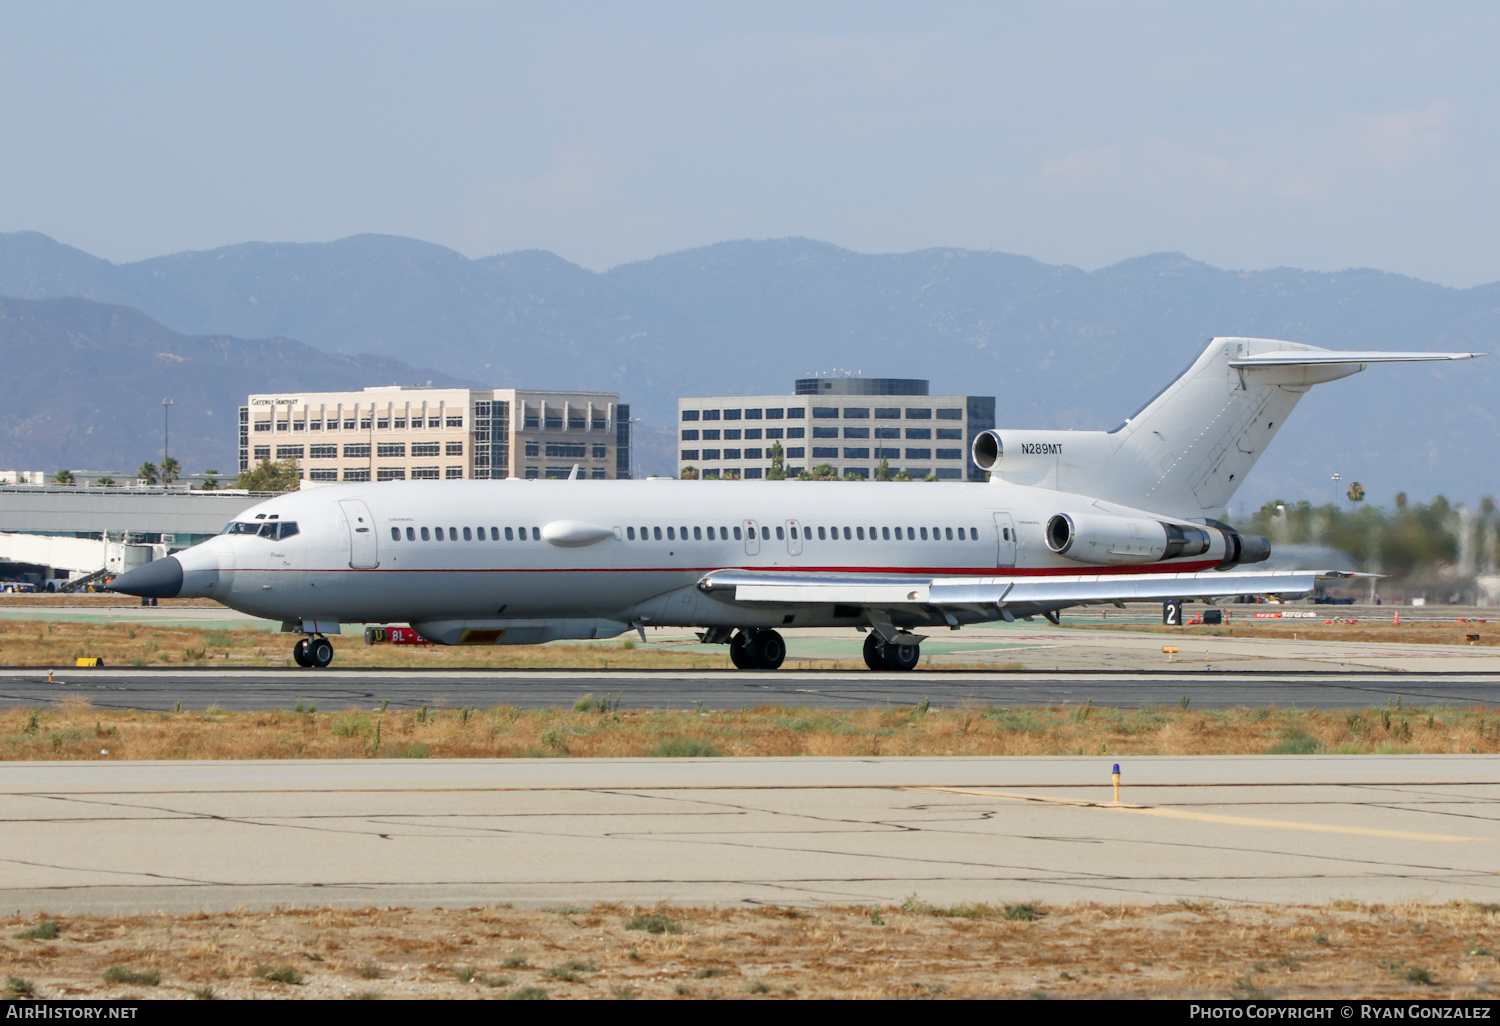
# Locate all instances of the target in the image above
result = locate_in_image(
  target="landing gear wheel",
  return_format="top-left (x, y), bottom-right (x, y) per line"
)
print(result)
top-left (293, 638), bottom-right (311, 667)
top-left (308, 636), bottom-right (335, 668)
top-left (751, 629), bottom-right (786, 670)
top-left (882, 639), bottom-right (921, 672)
top-left (729, 630), bottom-right (755, 670)
top-left (862, 632), bottom-right (889, 671)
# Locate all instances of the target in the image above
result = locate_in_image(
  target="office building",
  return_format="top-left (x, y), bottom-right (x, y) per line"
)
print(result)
top-left (241, 387), bottom-right (630, 483)
top-left (678, 378), bottom-right (994, 481)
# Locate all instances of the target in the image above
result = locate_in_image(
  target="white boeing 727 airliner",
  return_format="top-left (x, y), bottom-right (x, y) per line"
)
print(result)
top-left (109, 338), bottom-right (1480, 670)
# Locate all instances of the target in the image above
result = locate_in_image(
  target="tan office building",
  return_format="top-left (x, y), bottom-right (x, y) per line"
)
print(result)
top-left (240, 387), bottom-right (631, 483)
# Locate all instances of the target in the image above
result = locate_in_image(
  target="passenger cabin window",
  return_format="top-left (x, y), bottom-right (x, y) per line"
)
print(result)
top-left (505, 527), bottom-right (515, 540)
top-left (407, 527), bottom-right (416, 540)
top-left (391, 527), bottom-right (400, 540)
top-left (463, 527), bottom-right (472, 541)
top-left (733, 527), bottom-right (742, 540)
top-left (627, 527), bottom-right (635, 540)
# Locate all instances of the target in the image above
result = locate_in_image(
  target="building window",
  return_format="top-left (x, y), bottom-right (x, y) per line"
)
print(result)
top-left (446, 417), bottom-right (464, 428)
top-left (377, 443), bottom-right (406, 458)
top-left (744, 428), bottom-right (761, 440)
top-left (875, 408), bottom-right (901, 419)
top-left (745, 409), bottom-right (762, 419)
top-left (787, 407), bottom-right (805, 418)
top-left (525, 467), bottom-right (539, 479)
top-left (723, 409), bottom-right (741, 420)
top-left (592, 444), bottom-right (607, 459)
top-left (360, 418), bottom-right (372, 429)
top-left (745, 467), bottom-right (763, 478)
top-left (905, 428), bottom-right (931, 439)
top-left (744, 448), bottom-right (763, 459)
top-left (343, 419), bottom-right (356, 430)
top-left (393, 418), bottom-right (407, 428)
top-left (876, 447), bottom-right (900, 459)
top-left (681, 449), bottom-right (700, 461)
top-left (254, 420), bottom-right (271, 432)
top-left (343, 443), bottom-right (371, 459)
top-left (701, 429), bottom-right (720, 441)
top-left (843, 407), bottom-right (870, 419)
top-left (276, 445), bottom-right (304, 459)
top-left (546, 442), bottom-right (587, 458)
top-left (843, 447), bottom-right (870, 459)
top-left (765, 427), bottom-right (784, 439)
top-left (681, 429), bottom-right (699, 441)
top-left (845, 467), bottom-right (869, 479)
top-left (937, 409), bottom-right (963, 420)
top-left (446, 442), bottom-right (463, 456)
top-left (905, 448), bottom-right (932, 460)
top-left (308, 468), bottom-right (338, 481)
top-left (813, 407), bottom-right (838, 419)
top-left (936, 449), bottom-right (963, 460)
top-left (787, 427), bottom-right (805, 439)
top-left (905, 408), bottom-right (932, 419)
top-left (723, 448), bottom-right (741, 459)
top-left (524, 441), bottom-right (539, 457)
top-left (843, 427), bottom-right (869, 439)
top-left (937, 467), bottom-right (963, 479)
top-left (681, 409), bottom-right (700, 422)
top-left (412, 442), bottom-right (440, 457)
top-left (412, 467), bottom-right (440, 480)
top-left (702, 449), bottom-right (720, 460)
top-left (343, 468), bottom-right (371, 482)
top-left (765, 408), bottom-right (784, 419)
top-left (377, 418), bottom-right (390, 429)
top-left (253, 446), bottom-right (271, 461)
top-left (446, 466), bottom-right (463, 479)
top-left (787, 447), bottom-right (805, 458)
top-left (723, 429), bottom-right (741, 441)
top-left (309, 445), bottom-right (337, 459)
top-left (813, 427), bottom-right (839, 438)
top-left (309, 421), bottom-right (323, 431)
top-left (937, 428), bottom-right (963, 440)
top-left (812, 447), bottom-right (838, 459)
top-left (591, 468), bottom-right (607, 479)
top-left (702, 409), bottom-right (720, 421)
top-left (876, 427), bottom-right (901, 439)
top-left (907, 467), bottom-right (930, 478)
top-left (376, 467), bottom-right (406, 481)
top-left (544, 467), bottom-right (573, 479)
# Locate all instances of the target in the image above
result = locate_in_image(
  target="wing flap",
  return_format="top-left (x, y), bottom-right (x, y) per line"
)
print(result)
top-left (702, 568), bottom-right (1325, 606)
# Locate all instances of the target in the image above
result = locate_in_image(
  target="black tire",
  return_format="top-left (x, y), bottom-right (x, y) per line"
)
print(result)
top-left (882, 640), bottom-right (921, 672)
top-left (309, 637), bottom-right (335, 668)
top-left (752, 630), bottom-right (786, 670)
top-left (292, 638), bottom-right (311, 667)
top-left (862, 632), bottom-right (889, 671)
top-left (729, 631), bottom-right (755, 669)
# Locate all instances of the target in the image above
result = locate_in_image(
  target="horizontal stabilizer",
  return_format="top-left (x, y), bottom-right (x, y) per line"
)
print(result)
top-left (1229, 350), bottom-right (1482, 368)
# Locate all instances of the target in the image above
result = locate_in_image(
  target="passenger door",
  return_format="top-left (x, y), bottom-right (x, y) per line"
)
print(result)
top-left (992, 512), bottom-right (1016, 568)
top-left (339, 499), bottom-right (380, 569)
top-left (785, 519), bottom-right (803, 557)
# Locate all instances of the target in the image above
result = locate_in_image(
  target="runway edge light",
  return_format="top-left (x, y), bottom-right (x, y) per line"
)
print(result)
top-left (1112, 764), bottom-right (1121, 804)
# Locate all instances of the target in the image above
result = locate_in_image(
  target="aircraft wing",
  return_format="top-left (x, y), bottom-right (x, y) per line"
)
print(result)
top-left (1229, 350), bottom-right (1482, 367)
top-left (699, 568), bottom-right (1337, 609)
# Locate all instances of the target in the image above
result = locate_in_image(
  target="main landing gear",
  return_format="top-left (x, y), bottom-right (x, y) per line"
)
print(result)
top-left (863, 632), bottom-right (921, 672)
top-left (293, 635), bottom-right (335, 668)
top-left (728, 629), bottom-right (786, 671)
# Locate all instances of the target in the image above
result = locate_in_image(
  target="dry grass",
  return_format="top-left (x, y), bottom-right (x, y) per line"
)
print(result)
top-left (2, 700), bottom-right (1496, 761)
top-left (1081, 617), bottom-right (1500, 647)
top-left (3, 901), bottom-right (1498, 999)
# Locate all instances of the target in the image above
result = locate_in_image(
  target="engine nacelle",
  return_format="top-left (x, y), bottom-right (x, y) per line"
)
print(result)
top-left (972, 430), bottom-right (1003, 472)
top-left (1209, 521), bottom-right (1271, 569)
top-left (1045, 513), bottom-right (1212, 566)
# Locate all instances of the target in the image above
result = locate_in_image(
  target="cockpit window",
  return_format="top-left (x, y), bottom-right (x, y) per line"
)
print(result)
top-left (225, 520), bottom-right (298, 540)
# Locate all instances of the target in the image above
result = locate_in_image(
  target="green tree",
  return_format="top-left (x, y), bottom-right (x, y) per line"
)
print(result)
top-left (201, 469), bottom-right (220, 491)
top-left (233, 458), bottom-right (301, 493)
top-left (680, 465), bottom-right (699, 480)
top-left (875, 458), bottom-right (891, 481)
top-left (94, 476), bottom-right (116, 487)
top-left (894, 469), bottom-right (912, 482)
top-left (766, 442), bottom-right (786, 481)
top-left (1346, 481), bottom-right (1365, 504)
top-left (137, 462), bottom-right (158, 485)
top-left (51, 468), bottom-right (75, 486)
top-left (159, 456), bottom-right (181, 484)
top-left (795, 468), bottom-right (813, 481)
top-left (810, 463), bottom-right (837, 481)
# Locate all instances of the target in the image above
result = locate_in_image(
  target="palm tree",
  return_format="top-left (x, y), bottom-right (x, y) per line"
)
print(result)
top-left (159, 456), bottom-right (181, 484)
top-left (52, 468), bottom-right (75, 486)
top-left (94, 476), bottom-right (116, 487)
top-left (201, 469), bottom-right (221, 491)
top-left (138, 462), bottom-right (158, 485)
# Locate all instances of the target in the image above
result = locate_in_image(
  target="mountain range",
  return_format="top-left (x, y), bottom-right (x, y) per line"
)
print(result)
top-left (1, 230), bottom-right (1495, 509)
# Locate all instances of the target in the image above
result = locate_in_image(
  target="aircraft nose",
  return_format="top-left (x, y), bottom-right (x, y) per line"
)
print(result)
top-left (106, 556), bottom-right (184, 599)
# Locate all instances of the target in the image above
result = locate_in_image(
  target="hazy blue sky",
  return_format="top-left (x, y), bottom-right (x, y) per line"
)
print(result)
top-left (4, 2), bottom-right (1499, 285)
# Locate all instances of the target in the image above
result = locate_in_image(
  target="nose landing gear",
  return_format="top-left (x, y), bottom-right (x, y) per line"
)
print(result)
top-left (293, 635), bottom-right (335, 668)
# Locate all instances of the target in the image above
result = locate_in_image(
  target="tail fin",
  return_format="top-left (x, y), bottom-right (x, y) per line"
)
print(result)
top-left (979, 337), bottom-right (1481, 520)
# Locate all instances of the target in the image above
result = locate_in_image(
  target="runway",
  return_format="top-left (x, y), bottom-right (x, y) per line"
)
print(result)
top-left (3, 756), bottom-right (1497, 915)
top-left (2, 666), bottom-right (1499, 711)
